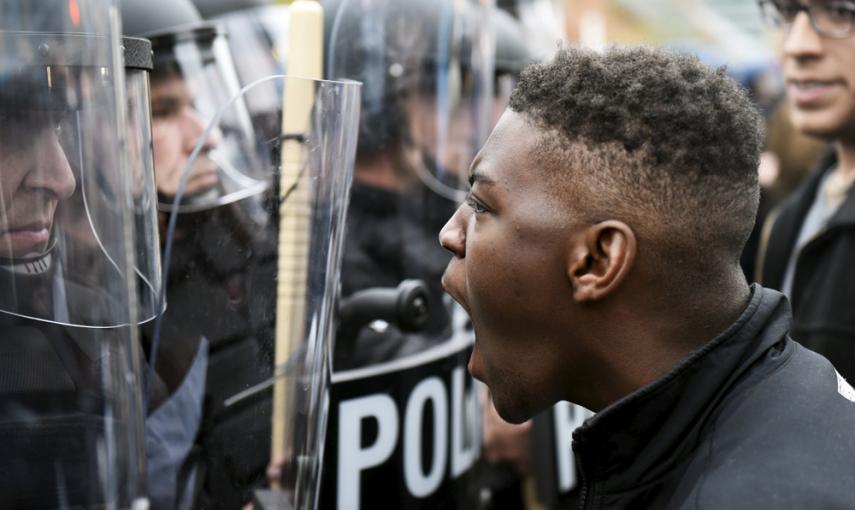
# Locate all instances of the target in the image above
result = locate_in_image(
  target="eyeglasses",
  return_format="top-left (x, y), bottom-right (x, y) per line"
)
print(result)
top-left (759, 0), bottom-right (855, 38)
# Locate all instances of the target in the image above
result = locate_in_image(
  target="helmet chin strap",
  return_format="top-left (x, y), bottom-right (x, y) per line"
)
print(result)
top-left (0, 237), bottom-right (57, 276)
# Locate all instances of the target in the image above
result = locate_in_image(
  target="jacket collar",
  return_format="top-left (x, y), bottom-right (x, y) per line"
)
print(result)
top-left (571, 285), bottom-right (792, 490)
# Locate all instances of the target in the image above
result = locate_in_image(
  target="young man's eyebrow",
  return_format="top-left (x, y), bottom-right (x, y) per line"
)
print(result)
top-left (468, 168), bottom-right (496, 187)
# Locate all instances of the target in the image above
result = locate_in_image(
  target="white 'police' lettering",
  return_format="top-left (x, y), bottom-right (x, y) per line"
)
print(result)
top-left (334, 369), bottom-right (480, 509)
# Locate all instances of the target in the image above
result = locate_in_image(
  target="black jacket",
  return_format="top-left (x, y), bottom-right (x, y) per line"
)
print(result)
top-left (758, 150), bottom-right (855, 380)
top-left (572, 285), bottom-right (855, 509)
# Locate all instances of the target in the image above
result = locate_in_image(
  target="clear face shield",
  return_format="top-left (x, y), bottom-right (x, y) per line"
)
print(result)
top-left (142, 61), bottom-right (360, 507)
top-left (0, 1), bottom-right (156, 508)
top-left (147, 23), bottom-right (272, 213)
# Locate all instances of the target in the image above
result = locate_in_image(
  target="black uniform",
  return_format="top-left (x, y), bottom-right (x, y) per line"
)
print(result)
top-left (0, 270), bottom-right (134, 509)
top-left (149, 204), bottom-right (279, 509)
top-left (573, 285), bottom-right (855, 509)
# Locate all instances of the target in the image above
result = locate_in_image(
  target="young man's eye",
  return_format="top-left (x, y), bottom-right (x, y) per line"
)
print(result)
top-left (465, 192), bottom-right (488, 214)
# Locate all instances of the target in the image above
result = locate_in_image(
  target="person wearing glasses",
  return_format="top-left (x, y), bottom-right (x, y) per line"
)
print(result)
top-left (756, 1), bottom-right (855, 381)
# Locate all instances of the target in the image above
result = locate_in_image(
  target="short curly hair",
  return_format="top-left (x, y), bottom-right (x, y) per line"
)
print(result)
top-left (509, 46), bottom-right (762, 263)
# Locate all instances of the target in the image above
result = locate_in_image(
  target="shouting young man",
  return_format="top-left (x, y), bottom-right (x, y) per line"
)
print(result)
top-left (440, 46), bottom-right (855, 508)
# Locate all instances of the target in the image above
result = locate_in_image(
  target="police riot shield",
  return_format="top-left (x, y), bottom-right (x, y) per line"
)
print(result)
top-left (139, 18), bottom-right (360, 506)
top-left (0, 0), bottom-right (156, 507)
top-left (323, 0), bottom-right (493, 508)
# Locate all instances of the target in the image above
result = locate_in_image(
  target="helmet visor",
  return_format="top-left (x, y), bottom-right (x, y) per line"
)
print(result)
top-left (1, 28), bottom-right (147, 328)
top-left (148, 23), bottom-right (272, 212)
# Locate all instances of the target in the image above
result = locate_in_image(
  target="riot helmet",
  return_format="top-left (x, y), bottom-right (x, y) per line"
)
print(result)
top-left (123, 0), bottom-right (268, 212)
top-left (0, 0), bottom-right (155, 507)
top-left (325, 0), bottom-right (493, 201)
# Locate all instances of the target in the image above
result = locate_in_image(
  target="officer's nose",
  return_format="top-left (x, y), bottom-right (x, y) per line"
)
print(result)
top-left (783, 11), bottom-right (824, 61)
top-left (181, 107), bottom-right (222, 154)
top-left (25, 131), bottom-right (76, 200)
top-left (439, 204), bottom-right (467, 258)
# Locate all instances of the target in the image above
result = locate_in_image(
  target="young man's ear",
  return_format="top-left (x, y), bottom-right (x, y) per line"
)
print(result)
top-left (566, 220), bottom-right (636, 302)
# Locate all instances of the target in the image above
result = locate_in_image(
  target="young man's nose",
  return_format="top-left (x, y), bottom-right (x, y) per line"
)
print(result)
top-left (25, 133), bottom-right (76, 200)
top-left (783, 11), bottom-right (824, 60)
top-left (181, 107), bottom-right (222, 153)
top-left (439, 205), bottom-right (467, 257)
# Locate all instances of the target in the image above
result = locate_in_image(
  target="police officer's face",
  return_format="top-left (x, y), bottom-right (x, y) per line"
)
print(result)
top-left (781, 0), bottom-right (855, 140)
top-left (440, 110), bottom-right (586, 424)
top-left (150, 76), bottom-right (221, 197)
top-left (0, 115), bottom-right (76, 257)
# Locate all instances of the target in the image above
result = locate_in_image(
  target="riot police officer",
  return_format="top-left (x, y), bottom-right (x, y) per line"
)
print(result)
top-left (123, 1), bottom-right (273, 507)
top-left (0, 0), bottom-right (159, 507)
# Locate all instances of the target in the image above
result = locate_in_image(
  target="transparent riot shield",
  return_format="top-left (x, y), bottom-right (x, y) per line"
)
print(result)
top-left (0, 1), bottom-right (154, 508)
top-left (322, 0), bottom-right (493, 508)
top-left (142, 71), bottom-right (359, 509)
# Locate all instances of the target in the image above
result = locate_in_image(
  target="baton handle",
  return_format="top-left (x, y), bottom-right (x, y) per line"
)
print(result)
top-left (272, 0), bottom-right (324, 465)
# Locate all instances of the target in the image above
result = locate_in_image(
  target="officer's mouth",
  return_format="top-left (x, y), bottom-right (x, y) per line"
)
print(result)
top-left (186, 157), bottom-right (220, 192)
top-left (0, 221), bottom-right (52, 254)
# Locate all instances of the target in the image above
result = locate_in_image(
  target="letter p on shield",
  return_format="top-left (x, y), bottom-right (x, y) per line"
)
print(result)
top-left (337, 394), bottom-right (399, 510)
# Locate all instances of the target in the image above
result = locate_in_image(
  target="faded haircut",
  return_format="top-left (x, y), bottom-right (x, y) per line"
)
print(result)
top-left (509, 46), bottom-right (763, 263)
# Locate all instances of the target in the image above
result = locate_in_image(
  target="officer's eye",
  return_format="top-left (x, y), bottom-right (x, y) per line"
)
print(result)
top-left (151, 98), bottom-right (182, 119)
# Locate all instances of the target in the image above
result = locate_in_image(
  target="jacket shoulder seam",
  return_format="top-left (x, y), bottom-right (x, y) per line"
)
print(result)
top-left (695, 341), bottom-right (796, 509)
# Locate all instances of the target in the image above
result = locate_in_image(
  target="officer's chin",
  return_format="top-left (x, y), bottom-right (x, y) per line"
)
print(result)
top-left (185, 171), bottom-right (220, 196)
